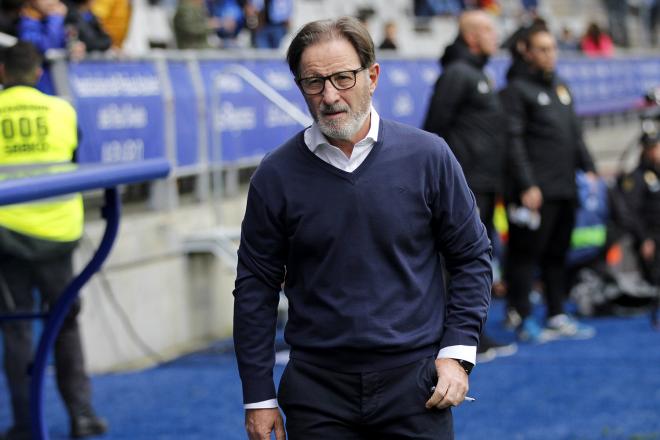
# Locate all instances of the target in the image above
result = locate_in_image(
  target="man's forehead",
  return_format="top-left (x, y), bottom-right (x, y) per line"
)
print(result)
top-left (299, 38), bottom-right (361, 74)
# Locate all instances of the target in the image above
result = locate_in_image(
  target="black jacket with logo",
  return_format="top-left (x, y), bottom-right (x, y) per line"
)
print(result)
top-left (423, 38), bottom-right (507, 193)
top-left (500, 67), bottom-right (595, 201)
top-left (618, 160), bottom-right (660, 242)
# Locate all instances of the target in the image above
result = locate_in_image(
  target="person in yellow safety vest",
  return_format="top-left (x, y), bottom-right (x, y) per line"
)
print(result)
top-left (0, 42), bottom-right (107, 440)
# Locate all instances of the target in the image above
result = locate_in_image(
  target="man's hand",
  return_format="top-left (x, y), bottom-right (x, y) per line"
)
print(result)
top-left (521, 186), bottom-right (543, 211)
top-left (245, 408), bottom-right (286, 440)
top-left (425, 358), bottom-right (469, 410)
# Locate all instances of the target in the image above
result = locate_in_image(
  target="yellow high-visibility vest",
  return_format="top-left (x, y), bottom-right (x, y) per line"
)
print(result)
top-left (0, 86), bottom-right (83, 242)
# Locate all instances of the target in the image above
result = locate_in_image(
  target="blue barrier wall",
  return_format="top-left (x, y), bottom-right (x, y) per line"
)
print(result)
top-left (58, 55), bottom-right (660, 170)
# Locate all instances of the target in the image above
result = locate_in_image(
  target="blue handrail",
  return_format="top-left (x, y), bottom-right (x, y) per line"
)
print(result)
top-left (0, 158), bottom-right (170, 440)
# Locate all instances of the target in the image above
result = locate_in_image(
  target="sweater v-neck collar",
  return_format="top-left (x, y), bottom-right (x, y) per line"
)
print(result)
top-left (297, 120), bottom-right (385, 184)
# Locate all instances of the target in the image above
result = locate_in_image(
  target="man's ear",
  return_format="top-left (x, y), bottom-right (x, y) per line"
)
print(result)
top-left (34, 66), bottom-right (43, 83)
top-left (368, 62), bottom-right (380, 95)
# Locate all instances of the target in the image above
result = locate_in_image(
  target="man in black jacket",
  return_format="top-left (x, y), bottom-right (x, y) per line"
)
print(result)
top-left (423, 10), bottom-right (514, 361)
top-left (500, 25), bottom-right (597, 342)
top-left (617, 129), bottom-right (660, 327)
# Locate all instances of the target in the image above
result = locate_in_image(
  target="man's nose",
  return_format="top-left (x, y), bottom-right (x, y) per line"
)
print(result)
top-left (321, 79), bottom-right (341, 103)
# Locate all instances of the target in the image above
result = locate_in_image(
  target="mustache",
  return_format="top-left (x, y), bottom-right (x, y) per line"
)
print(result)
top-left (319, 104), bottom-right (350, 115)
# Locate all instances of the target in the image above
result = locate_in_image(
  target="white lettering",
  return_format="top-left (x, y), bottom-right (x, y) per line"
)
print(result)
top-left (264, 70), bottom-right (294, 91)
top-left (393, 93), bottom-right (413, 117)
top-left (389, 68), bottom-right (410, 86)
top-left (97, 104), bottom-right (148, 130)
top-left (101, 138), bottom-right (145, 162)
top-left (214, 74), bottom-right (243, 93)
top-left (71, 74), bottom-right (161, 97)
top-left (265, 104), bottom-right (296, 128)
top-left (214, 102), bottom-right (256, 131)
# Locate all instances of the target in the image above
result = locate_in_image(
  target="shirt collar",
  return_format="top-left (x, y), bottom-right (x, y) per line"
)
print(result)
top-left (307, 106), bottom-right (380, 153)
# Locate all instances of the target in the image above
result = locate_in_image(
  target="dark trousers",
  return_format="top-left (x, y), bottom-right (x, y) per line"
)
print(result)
top-left (278, 357), bottom-right (453, 440)
top-left (506, 199), bottom-right (576, 319)
top-left (0, 251), bottom-right (91, 431)
top-left (638, 236), bottom-right (660, 324)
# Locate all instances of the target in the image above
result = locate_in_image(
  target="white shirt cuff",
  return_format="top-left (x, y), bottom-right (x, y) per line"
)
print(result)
top-left (436, 345), bottom-right (477, 365)
top-left (244, 399), bottom-right (278, 409)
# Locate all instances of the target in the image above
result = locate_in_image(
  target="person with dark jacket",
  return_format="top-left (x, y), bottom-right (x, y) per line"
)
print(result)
top-left (501, 26), bottom-right (597, 343)
top-left (617, 129), bottom-right (660, 327)
top-left (423, 10), bottom-right (515, 361)
top-left (65, 0), bottom-right (112, 53)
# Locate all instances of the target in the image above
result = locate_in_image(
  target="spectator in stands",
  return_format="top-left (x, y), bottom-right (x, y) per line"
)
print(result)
top-left (208, 0), bottom-right (245, 48)
top-left (521, 0), bottom-right (537, 11)
top-left (173, 0), bottom-right (217, 49)
top-left (234, 16), bottom-right (491, 440)
top-left (0, 41), bottom-right (107, 440)
top-left (245, 0), bottom-right (292, 49)
top-left (378, 20), bottom-right (398, 50)
top-left (639, 0), bottom-right (659, 46)
top-left (65, 0), bottom-right (112, 55)
top-left (500, 26), bottom-right (598, 342)
top-left (423, 10), bottom-right (515, 362)
top-left (602, 0), bottom-right (629, 47)
top-left (617, 127), bottom-right (660, 327)
top-left (557, 25), bottom-right (579, 52)
top-left (0, 0), bottom-right (24, 37)
top-left (17, 0), bottom-right (68, 52)
top-left (91, 0), bottom-right (131, 48)
top-left (414, 0), bottom-right (463, 17)
top-left (580, 22), bottom-right (614, 57)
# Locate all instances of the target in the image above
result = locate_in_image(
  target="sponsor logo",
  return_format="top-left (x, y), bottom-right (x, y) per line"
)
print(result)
top-left (393, 92), bottom-right (413, 117)
top-left (389, 68), bottom-right (410, 86)
top-left (97, 104), bottom-right (148, 130)
top-left (214, 73), bottom-right (243, 93)
top-left (556, 85), bottom-right (571, 105)
top-left (537, 92), bottom-right (551, 106)
top-left (101, 138), bottom-right (145, 162)
top-left (214, 102), bottom-right (256, 131)
top-left (71, 74), bottom-right (161, 97)
top-left (265, 104), bottom-right (297, 128)
top-left (264, 70), bottom-right (294, 91)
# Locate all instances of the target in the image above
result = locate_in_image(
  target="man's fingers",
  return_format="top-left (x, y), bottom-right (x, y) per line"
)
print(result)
top-left (245, 408), bottom-right (283, 440)
top-left (274, 413), bottom-right (286, 440)
top-left (425, 384), bottom-right (448, 409)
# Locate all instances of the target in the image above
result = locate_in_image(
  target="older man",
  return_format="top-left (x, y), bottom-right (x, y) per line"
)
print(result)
top-left (233, 17), bottom-right (492, 440)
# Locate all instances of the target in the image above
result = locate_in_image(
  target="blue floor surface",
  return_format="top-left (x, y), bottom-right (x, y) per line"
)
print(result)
top-left (2, 298), bottom-right (660, 439)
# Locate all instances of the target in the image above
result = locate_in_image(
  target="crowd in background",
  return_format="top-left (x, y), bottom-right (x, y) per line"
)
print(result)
top-left (0, 0), bottom-right (658, 59)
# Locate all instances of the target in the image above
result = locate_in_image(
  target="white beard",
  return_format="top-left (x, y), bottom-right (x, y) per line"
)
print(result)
top-left (313, 83), bottom-right (372, 141)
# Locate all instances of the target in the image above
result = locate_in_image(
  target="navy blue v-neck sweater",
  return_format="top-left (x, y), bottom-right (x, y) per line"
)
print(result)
top-left (234, 119), bottom-right (492, 404)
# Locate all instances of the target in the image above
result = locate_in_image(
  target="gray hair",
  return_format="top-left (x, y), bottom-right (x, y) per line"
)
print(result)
top-left (286, 17), bottom-right (375, 78)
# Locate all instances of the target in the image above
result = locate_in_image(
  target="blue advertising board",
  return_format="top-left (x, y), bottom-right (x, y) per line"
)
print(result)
top-left (67, 61), bottom-right (166, 163)
top-left (59, 54), bottom-right (659, 168)
top-left (198, 58), bottom-right (308, 164)
top-left (167, 60), bottom-right (200, 167)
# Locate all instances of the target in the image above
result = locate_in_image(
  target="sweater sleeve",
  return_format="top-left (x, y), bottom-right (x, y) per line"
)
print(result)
top-left (431, 141), bottom-right (492, 348)
top-left (233, 173), bottom-right (287, 404)
top-left (500, 83), bottom-right (536, 193)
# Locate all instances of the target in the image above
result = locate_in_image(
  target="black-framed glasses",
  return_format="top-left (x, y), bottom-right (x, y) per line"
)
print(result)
top-left (296, 67), bottom-right (367, 95)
